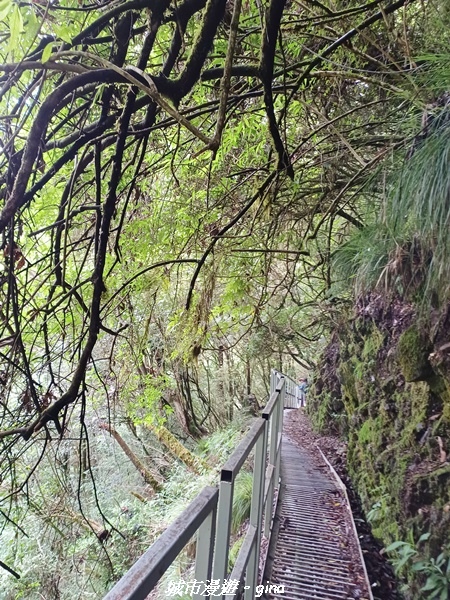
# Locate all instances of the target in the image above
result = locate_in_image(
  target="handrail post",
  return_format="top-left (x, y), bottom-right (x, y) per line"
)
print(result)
top-left (211, 479), bottom-right (234, 591)
top-left (263, 465), bottom-right (274, 539)
top-left (263, 377), bottom-right (284, 537)
top-left (193, 505), bottom-right (217, 599)
top-left (244, 422), bottom-right (267, 599)
top-left (274, 381), bottom-right (285, 484)
top-left (270, 369), bottom-right (278, 396)
top-left (268, 391), bottom-right (279, 477)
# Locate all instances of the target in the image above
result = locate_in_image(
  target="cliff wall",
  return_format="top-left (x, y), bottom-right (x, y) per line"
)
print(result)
top-left (310, 294), bottom-right (450, 597)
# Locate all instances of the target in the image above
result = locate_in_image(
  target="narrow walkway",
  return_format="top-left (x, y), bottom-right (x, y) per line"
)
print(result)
top-left (263, 436), bottom-right (371, 600)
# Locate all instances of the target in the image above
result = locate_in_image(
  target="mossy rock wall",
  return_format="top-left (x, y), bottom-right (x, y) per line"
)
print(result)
top-left (309, 295), bottom-right (450, 597)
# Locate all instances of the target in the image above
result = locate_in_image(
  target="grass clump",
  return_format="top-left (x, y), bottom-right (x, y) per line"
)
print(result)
top-left (335, 124), bottom-right (450, 307)
top-left (231, 471), bottom-right (253, 534)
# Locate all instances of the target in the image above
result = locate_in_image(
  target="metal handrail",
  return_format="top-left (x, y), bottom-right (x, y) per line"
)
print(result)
top-left (104, 372), bottom-right (287, 600)
top-left (104, 486), bottom-right (218, 600)
top-left (272, 368), bottom-right (303, 409)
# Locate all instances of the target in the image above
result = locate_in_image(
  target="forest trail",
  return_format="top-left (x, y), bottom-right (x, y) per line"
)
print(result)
top-left (103, 378), bottom-right (381, 600)
top-left (263, 413), bottom-right (372, 600)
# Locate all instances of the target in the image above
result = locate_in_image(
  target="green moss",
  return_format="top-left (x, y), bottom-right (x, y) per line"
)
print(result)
top-left (392, 382), bottom-right (430, 449)
top-left (427, 373), bottom-right (447, 397)
top-left (310, 391), bottom-right (348, 435)
top-left (406, 464), bottom-right (450, 521)
top-left (409, 382), bottom-right (431, 419)
top-left (339, 360), bottom-right (357, 403)
top-left (358, 417), bottom-right (383, 446)
top-left (397, 326), bottom-right (432, 382)
top-left (315, 392), bottom-right (331, 431)
top-left (443, 400), bottom-right (450, 422)
top-left (371, 515), bottom-right (401, 542)
top-left (312, 302), bottom-right (450, 600)
top-left (362, 328), bottom-right (384, 359)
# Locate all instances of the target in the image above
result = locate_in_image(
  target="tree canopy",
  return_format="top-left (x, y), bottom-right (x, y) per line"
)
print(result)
top-left (0, 0), bottom-right (450, 595)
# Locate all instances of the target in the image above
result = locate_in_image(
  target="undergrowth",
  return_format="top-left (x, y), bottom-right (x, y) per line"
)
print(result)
top-left (334, 55), bottom-right (450, 308)
top-left (385, 533), bottom-right (450, 599)
top-left (231, 471), bottom-right (253, 534)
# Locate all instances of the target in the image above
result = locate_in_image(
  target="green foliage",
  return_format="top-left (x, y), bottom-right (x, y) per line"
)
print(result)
top-left (228, 536), bottom-right (245, 571)
top-left (335, 57), bottom-right (450, 306)
top-left (385, 532), bottom-right (428, 576)
top-left (386, 534), bottom-right (450, 599)
top-left (0, 434), bottom-right (217, 599)
top-left (414, 551), bottom-right (450, 600)
top-left (333, 223), bottom-right (396, 295)
top-left (366, 493), bottom-right (391, 525)
top-left (415, 54), bottom-right (450, 95)
top-left (310, 391), bottom-right (332, 432)
top-left (231, 471), bottom-right (253, 534)
top-left (309, 389), bottom-right (347, 436)
top-left (128, 375), bottom-right (172, 427)
top-left (397, 326), bottom-right (431, 381)
top-left (198, 420), bottom-right (246, 466)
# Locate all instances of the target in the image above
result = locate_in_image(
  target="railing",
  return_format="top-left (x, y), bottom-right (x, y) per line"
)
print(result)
top-left (104, 371), bottom-right (288, 600)
top-left (272, 369), bottom-right (303, 409)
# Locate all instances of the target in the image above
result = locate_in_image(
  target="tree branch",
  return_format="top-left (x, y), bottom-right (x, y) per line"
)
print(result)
top-left (185, 171), bottom-right (277, 309)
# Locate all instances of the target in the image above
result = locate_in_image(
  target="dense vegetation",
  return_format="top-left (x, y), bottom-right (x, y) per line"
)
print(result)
top-left (0, 0), bottom-right (449, 598)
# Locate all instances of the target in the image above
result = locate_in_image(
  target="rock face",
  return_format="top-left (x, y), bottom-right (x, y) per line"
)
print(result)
top-left (309, 293), bottom-right (450, 598)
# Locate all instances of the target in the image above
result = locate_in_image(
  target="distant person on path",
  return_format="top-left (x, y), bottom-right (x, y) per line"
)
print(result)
top-left (297, 377), bottom-right (308, 408)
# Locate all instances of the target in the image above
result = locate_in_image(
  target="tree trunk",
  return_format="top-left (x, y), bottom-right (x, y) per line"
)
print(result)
top-left (144, 423), bottom-right (208, 474)
top-left (218, 342), bottom-right (227, 420)
top-left (168, 388), bottom-right (191, 435)
top-left (99, 422), bottom-right (162, 492)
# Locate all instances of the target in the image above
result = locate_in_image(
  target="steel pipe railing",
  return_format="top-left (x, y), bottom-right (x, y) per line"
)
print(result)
top-left (271, 368), bottom-right (302, 408)
top-left (104, 486), bottom-right (218, 600)
top-left (104, 373), bottom-right (288, 600)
